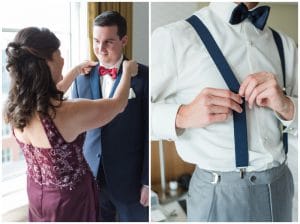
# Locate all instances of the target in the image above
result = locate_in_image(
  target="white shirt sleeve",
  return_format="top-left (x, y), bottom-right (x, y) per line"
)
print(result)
top-left (275, 34), bottom-right (298, 136)
top-left (151, 26), bottom-right (183, 140)
top-left (274, 96), bottom-right (298, 136)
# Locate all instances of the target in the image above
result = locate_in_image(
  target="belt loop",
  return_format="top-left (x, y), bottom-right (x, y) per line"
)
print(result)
top-left (210, 172), bottom-right (220, 184)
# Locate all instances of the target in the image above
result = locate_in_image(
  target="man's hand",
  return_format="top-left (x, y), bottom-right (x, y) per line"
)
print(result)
top-left (176, 88), bottom-right (243, 129)
top-left (239, 72), bottom-right (294, 120)
top-left (140, 185), bottom-right (149, 207)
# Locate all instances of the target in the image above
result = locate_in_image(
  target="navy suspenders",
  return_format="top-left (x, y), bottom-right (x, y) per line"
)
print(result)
top-left (271, 29), bottom-right (288, 154)
top-left (186, 15), bottom-right (288, 172)
top-left (186, 15), bottom-right (249, 173)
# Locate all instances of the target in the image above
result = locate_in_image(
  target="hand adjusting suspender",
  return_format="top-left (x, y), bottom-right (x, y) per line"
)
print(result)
top-left (186, 15), bottom-right (288, 178)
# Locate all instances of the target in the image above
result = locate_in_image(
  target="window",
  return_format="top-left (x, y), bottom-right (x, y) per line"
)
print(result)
top-left (1, 1), bottom-right (88, 221)
top-left (2, 148), bottom-right (11, 163)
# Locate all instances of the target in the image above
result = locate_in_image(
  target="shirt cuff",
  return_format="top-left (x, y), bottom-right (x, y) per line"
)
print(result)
top-left (274, 96), bottom-right (298, 136)
top-left (151, 103), bottom-right (183, 140)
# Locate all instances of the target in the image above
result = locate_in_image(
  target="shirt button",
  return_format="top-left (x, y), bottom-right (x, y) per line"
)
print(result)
top-left (97, 153), bottom-right (101, 158)
top-left (247, 40), bottom-right (253, 46)
top-left (263, 136), bottom-right (268, 143)
top-left (250, 176), bottom-right (257, 182)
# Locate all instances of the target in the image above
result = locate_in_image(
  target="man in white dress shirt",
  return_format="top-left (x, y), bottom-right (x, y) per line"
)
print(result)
top-left (151, 2), bottom-right (297, 221)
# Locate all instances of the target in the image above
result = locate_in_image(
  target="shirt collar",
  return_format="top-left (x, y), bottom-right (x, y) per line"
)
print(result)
top-left (100, 54), bottom-right (123, 71)
top-left (209, 2), bottom-right (238, 24)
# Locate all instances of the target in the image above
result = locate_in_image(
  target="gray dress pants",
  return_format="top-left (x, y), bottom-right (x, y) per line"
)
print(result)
top-left (187, 163), bottom-right (294, 222)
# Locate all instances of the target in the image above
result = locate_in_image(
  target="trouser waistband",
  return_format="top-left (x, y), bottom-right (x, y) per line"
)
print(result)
top-left (194, 163), bottom-right (288, 186)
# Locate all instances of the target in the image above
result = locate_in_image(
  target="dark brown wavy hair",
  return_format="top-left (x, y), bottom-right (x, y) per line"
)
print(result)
top-left (3, 27), bottom-right (65, 131)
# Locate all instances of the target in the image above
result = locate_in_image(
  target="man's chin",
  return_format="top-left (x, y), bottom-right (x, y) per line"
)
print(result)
top-left (99, 59), bottom-right (115, 67)
top-left (98, 56), bottom-right (109, 64)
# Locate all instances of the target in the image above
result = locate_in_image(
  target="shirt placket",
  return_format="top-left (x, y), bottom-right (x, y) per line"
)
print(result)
top-left (242, 21), bottom-right (264, 154)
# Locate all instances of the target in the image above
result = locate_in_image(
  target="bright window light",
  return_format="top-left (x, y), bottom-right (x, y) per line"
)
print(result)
top-left (1, 1), bottom-right (85, 221)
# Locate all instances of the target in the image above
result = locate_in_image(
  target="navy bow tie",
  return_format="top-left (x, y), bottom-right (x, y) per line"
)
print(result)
top-left (229, 3), bottom-right (270, 30)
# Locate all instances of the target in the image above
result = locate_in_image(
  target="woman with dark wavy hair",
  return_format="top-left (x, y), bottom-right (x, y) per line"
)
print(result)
top-left (3, 27), bottom-right (137, 222)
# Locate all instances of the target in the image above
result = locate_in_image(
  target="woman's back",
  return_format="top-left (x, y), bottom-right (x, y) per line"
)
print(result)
top-left (14, 111), bottom-right (89, 189)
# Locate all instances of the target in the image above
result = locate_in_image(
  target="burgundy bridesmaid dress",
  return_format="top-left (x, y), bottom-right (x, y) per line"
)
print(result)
top-left (14, 114), bottom-right (99, 221)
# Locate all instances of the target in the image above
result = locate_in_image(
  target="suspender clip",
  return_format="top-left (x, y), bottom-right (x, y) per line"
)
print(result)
top-left (239, 168), bottom-right (246, 179)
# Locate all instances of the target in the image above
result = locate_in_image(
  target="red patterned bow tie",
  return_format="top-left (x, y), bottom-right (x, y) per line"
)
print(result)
top-left (98, 66), bottom-right (118, 79)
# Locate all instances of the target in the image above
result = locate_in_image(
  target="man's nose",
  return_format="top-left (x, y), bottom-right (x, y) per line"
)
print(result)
top-left (99, 42), bottom-right (106, 52)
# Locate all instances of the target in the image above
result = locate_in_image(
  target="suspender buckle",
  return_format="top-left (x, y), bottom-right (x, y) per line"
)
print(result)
top-left (239, 168), bottom-right (246, 179)
top-left (210, 172), bottom-right (220, 184)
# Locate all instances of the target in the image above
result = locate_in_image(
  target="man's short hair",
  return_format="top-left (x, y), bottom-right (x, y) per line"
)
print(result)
top-left (94, 11), bottom-right (127, 39)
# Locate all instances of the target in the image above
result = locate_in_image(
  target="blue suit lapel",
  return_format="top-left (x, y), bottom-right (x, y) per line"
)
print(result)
top-left (109, 70), bottom-right (122, 98)
top-left (90, 65), bottom-right (102, 99)
top-left (109, 61), bottom-right (124, 98)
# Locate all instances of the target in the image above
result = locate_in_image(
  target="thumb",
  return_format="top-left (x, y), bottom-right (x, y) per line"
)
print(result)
top-left (88, 61), bottom-right (98, 66)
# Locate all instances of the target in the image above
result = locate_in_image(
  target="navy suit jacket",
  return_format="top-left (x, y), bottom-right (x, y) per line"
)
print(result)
top-left (71, 62), bottom-right (149, 203)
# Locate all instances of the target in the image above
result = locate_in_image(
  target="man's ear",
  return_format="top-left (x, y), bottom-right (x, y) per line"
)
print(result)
top-left (121, 35), bottom-right (128, 47)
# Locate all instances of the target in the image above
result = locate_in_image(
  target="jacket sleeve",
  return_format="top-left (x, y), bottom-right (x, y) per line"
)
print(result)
top-left (141, 66), bottom-right (149, 186)
top-left (71, 78), bottom-right (79, 99)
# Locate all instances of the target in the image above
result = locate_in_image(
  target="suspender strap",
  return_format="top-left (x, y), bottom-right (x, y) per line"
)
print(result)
top-left (186, 15), bottom-right (249, 168)
top-left (271, 29), bottom-right (288, 154)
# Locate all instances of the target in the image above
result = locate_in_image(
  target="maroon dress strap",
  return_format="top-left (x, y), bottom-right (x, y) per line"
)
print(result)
top-left (39, 113), bottom-right (67, 147)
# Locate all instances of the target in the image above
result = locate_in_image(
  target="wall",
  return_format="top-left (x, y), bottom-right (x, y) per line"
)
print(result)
top-left (267, 2), bottom-right (298, 44)
top-left (132, 2), bottom-right (149, 65)
top-left (151, 141), bottom-right (195, 185)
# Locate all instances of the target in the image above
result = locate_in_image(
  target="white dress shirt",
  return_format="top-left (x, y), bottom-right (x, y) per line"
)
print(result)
top-left (151, 2), bottom-right (298, 172)
top-left (100, 55), bottom-right (123, 98)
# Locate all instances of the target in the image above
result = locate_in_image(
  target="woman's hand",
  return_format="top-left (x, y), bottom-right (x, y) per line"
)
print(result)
top-left (122, 60), bottom-right (138, 77)
top-left (75, 60), bottom-right (98, 75)
top-left (57, 61), bottom-right (97, 92)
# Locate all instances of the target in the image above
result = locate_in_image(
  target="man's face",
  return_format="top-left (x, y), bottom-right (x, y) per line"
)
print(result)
top-left (93, 25), bottom-right (127, 67)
